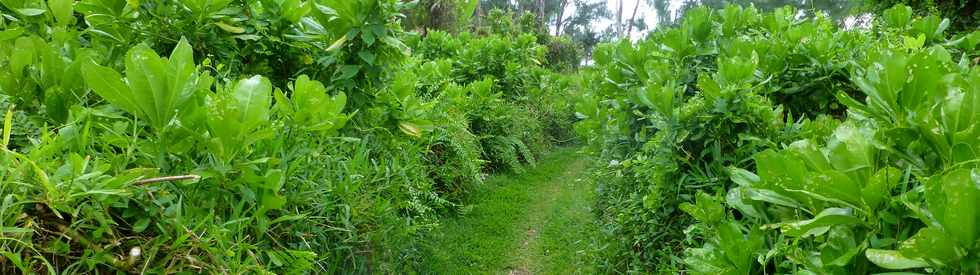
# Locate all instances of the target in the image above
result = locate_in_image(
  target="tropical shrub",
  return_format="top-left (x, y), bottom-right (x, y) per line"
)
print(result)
top-left (575, 3), bottom-right (980, 273)
top-left (0, 0), bottom-right (575, 273)
top-left (868, 0), bottom-right (980, 33)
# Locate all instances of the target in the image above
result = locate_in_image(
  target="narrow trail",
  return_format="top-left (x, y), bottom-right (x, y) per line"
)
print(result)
top-left (421, 148), bottom-right (595, 274)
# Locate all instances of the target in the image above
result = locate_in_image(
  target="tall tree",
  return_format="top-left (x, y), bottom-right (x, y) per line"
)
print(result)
top-left (616, 0), bottom-right (624, 38)
top-left (560, 0), bottom-right (611, 56)
top-left (538, 0), bottom-right (547, 31)
top-left (626, 0), bottom-right (643, 38)
top-left (553, 0), bottom-right (570, 35)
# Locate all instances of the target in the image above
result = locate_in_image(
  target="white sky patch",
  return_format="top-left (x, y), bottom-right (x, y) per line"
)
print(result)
top-left (591, 0), bottom-right (688, 40)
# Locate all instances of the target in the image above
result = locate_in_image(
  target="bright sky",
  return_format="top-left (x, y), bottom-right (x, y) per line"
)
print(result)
top-left (547, 0), bottom-right (683, 39)
top-left (596, 0), bottom-right (686, 38)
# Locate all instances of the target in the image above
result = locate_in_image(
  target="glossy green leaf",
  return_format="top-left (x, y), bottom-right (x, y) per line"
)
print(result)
top-left (326, 34), bottom-right (347, 52)
top-left (48, 0), bottom-right (73, 25)
top-left (862, 167), bottom-right (901, 210)
top-left (0, 28), bottom-right (24, 41)
top-left (214, 22), bottom-right (245, 34)
top-left (335, 65), bottom-right (360, 80)
top-left (729, 167), bottom-right (760, 187)
top-left (82, 60), bottom-right (140, 114)
top-left (899, 227), bottom-right (960, 265)
top-left (881, 4), bottom-right (912, 28)
top-left (680, 192), bottom-right (725, 225)
top-left (399, 121), bottom-right (422, 138)
top-left (11, 37), bottom-right (34, 78)
top-left (780, 207), bottom-right (861, 237)
top-left (16, 8), bottom-right (46, 16)
top-left (383, 36), bottom-right (411, 56)
top-left (938, 169), bottom-right (980, 246)
top-left (866, 249), bottom-right (929, 270)
top-left (133, 217), bottom-right (151, 233)
top-left (206, 75), bottom-right (273, 163)
top-left (282, 75), bottom-right (348, 133)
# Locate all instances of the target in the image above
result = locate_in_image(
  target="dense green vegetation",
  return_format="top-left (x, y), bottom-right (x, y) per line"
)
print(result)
top-left (421, 147), bottom-right (594, 274)
top-left (5, 0), bottom-right (980, 273)
top-left (575, 3), bottom-right (980, 274)
top-left (868, 0), bottom-right (979, 32)
top-left (0, 0), bottom-right (577, 273)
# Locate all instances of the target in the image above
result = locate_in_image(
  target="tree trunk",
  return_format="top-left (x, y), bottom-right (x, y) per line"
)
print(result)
top-left (538, 0), bottom-right (546, 31)
top-left (626, 0), bottom-right (641, 38)
top-left (554, 0), bottom-right (569, 36)
top-left (475, 0), bottom-right (483, 29)
top-left (616, 0), bottom-right (624, 38)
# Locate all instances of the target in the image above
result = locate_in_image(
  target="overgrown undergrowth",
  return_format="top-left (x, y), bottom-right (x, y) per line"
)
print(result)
top-left (420, 147), bottom-right (595, 275)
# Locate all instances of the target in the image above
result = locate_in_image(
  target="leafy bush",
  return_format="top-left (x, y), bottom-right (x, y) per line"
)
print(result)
top-left (575, 4), bottom-right (980, 273)
top-left (868, 0), bottom-right (980, 33)
top-left (0, 0), bottom-right (575, 273)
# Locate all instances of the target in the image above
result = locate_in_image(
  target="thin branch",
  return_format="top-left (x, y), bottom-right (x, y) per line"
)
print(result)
top-left (135, 175), bottom-right (201, 185)
top-left (626, 0), bottom-right (642, 39)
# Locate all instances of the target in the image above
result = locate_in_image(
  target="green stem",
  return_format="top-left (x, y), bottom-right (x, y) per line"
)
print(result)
top-left (157, 134), bottom-right (169, 173)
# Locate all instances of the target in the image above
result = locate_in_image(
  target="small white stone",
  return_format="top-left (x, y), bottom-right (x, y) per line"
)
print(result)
top-left (129, 247), bottom-right (142, 258)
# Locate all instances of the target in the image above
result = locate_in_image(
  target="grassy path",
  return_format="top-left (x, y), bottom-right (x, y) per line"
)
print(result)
top-left (420, 147), bottom-right (595, 274)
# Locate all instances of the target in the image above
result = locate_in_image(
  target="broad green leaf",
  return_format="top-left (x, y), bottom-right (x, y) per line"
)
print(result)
top-left (459, 0), bottom-right (479, 24)
top-left (214, 22), bottom-right (245, 34)
top-left (206, 75), bottom-right (272, 163)
top-left (744, 187), bottom-right (806, 211)
top-left (716, 221), bottom-right (762, 274)
top-left (261, 194), bottom-right (286, 212)
top-left (787, 140), bottom-right (833, 171)
top-left (273, 89), bottom-right (294, 115)
top-left (125, 44), bottom-right (172, 130)
top-left (862, 167), bottom-right (901, 210)
top-left (48, 0), bottom-right (73, 25)
top-left (335, 65), bottom-right (360, 80)
top-left (899, 227), bottom-right (960, 264)
top-left (168, 38), bottom-right (197, 104)
top-left (0, 28), bottom-right (24, 41)
top-left (232, 75), bottom-right (272, 129)
top-left (16, 8), bottom-right (46, 16)
top-left (132, 217), bottom-right (151, 233)
top-left (939, 169), bottom-right (980, 246)
top-left (903, 34), bottom-right (925, 50)
top-left (270, 214), bottom-right (308, 225)
top-left (286, 75), bottom-right (347, 133)
top-left (683, 247), bottom-right (732, 274)
top-left (827, 121), bottom-right (874, 181)
top-left (399, 121), bottom-right (422, 138)
top-left (934, 18), bottom-right (950, 38)
top-left (866, 249), bottom-right (928, 270)
top-left (697, 73), bottom-right (721, 101)
top-left (82, 60), bottom-right (140, 114)
top-left (802, 170), bottom-right (862, 208)
top-left (726, 187), bottom-right (763, 219)
top-left (729, 167), bottom-right (759, 187)
top-left (357, 51), bottom-right (375, 65)
top-left (11, 37), bottom-right (34, 78)
top-left (822, 226), bottom-right (861, 266)
top-left (680, 192), bottom-right (725, 225)
top-left (281, 0), bottom-right (311, 23)
top-left (326, 34), bottom-right (347, 52)
top-left (383, 36), bottom-right (411, 56)
top-left (638, 81), bottom-right (675, 118)
top-left (755, 150), bottom-right (807, 189)
top-left (881, 4), bottom-right (912, 28)
top-left (780, 208), bottom-right (861, 237)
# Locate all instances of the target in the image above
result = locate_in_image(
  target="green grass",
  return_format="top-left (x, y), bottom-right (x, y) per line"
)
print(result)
top-left (420, 147), bottom-right (595, 274)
